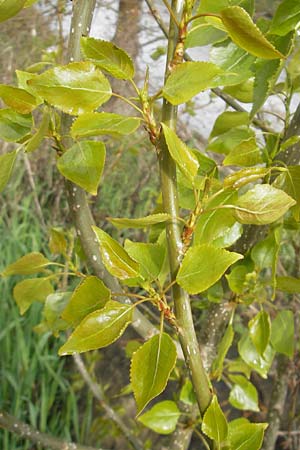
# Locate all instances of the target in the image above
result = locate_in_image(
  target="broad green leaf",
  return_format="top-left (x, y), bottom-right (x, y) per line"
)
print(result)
top-left (131, 333), bottom-right (177, 413)
top-left (212, 324), bottom-right (234, 380)
top-left (274, 166), bottom-right (300, 207)
top-left (26, 109), bottom-right (50, 153)
top-left (57, 141), bottom-right (105, 195)
top-left (108, 213), bottom-right (171, 229)
top-left (276, 276), bottom-right (300, 294)
top-left (0, 150), bottom-right (18, 193)
top-left (71, 112), bottom-right (140, 138)
top-left (223, 79), bottom-right (254, 103)
top-left (27, 62), bottom-right (111, 115)
top-left (251, 232), bottom-right (278, 269)
top-left (223, 137), bottom-right (262, 167)
top-left (220, 7), bottom-right (284, 59)
top-left (229, 374), bottom-right (259, 411)
top-left (177, 244), bottom-right (243, 294)
top-left (197, 0), bottom-right (254, 14)
top-left (13, 278), bottom-right (54, 315)
top-left (232, 184), bottom-right (296, 225)
top-left (270, 0), bottom-right (300, 36)
top-left (210, 111), bottom-right (249, 139)
top-left (224, 167), bottom-right (269, 190)
top-left (0, 0), bottom-right (26, 22)
top-left (186, 21), bottom-right (226, 48)
top-left (202, 396), bottom-right (228, 444)
top-left (162, 62), bottom-right (222, 105)
top-left (249, 311), bottom-right (271, 357)
top-left (0, 85), bottom-right (38, 114)
top-left (0, 109), bottom-right (32, 142)
top-left (124, 240), bottom-right (165, 282)
top-left (59, 300), bottom-right (133, 355)
top-left (92, 226), bottom-right (140, 280)
top-left (161, 123), bottom-right (199, 182)
top-left (210, 41), bottom-right (256, 86)
top-left (62, 276), bottom-right (111, 326)
top-left (16, 70), bottom-right (43, 101)
top-left (226, 261), bottom-right (254, 295)
top-left (81, 37), bottom-right (134, 79)
top-left (49, 228), bottom-right (67, 255)
top-left (43, 292), bottom-right (70, 336)
top-left (270, 310), bottom-right (294, 357)
top-left (207, 126), bottom-right (254, 155)
top-left (138, 401), bottom-right (180, 435)
top-left (251, 33), bottom-right (293, 116)
top-left (2, 252), bottom-right (51, 276)
top-left (228, 419), bottom-right (267, 450)
top-left (194, 209), bottom-right (242, 249)
top-left (228, 358), bottom-right (252, 379)
top-left (238, 332), bottom-right (275, 378)
top-left (179, 379), bottom-right (196, 406)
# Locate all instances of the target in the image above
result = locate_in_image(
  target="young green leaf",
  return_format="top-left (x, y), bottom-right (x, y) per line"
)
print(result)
top-left (270, 0), bottom-right (300, 36)
top-left (162, 62), bottom-right (222, 105)
top-left (108, 213), bottom-right (171, 229)
top-left (202, 396), bottom-right (228, 444)
top-left (71, 112), bottom-right (140, 138)
top-left (0, 109), bottom-right (32, 142)
top-left (177, 244), bottom-right (243, 294)
top-left (0, 150), bottom-right (18, 193)
top-left (179, 379), bottom-right (196, 406)
top-left (238, 332), bottom-right (275, 378)
top-left (58, 300), bottom-right (133, 355)
top-left (27, 62), bottom-right (112, 115)
top-left (228, 419), bottom-right (267, 450)
top-left (138, 401), bottom-right (180, 435)
top-left (131, 333), bottom-right (177, 413)
top-left (57, 141), bottom-right (106, 195)
top-left (212, 324), bottom-right (234, 380)
top-left (223, 137), bottom-right (262, 167)
top-left (43, 292), bottom-right (70, 336)
top-left (13, 278), bottom-right (54, 315)
top-left (81, 37), bottom-right (135, 79)
top-left (220, 6), bottom-right (284, 59)
top-left (161, 123), bottom-right (199, 182)
top-left (249, 311), bottom-right (271, 356)
top-left (207, 126), bottom-right (254, 155)
top-left (232, 184), bottom-right (296, 225)
top-left (229, 374), bottom-right (259, 412)
top-left (49, 228), bottom-right (67, 255)
top-left (26, 109), bottom-right (50, 153)
top-left (124, 240), bottom-right (165, 282)
top-left (2, 252), bottom-right (51, 276)
top-left (92, 226), bottom-right (140, 280)
top-left (251, 232), bottom-right (279, 269)
top-left (270, 310), bottom-right (294, 357)
top-left (210, 111), bottom-right (249, 139)
top-left (0, 0), bottom-right (26, 22)
top-left (0, 85), bottom-right (38, 114)
top-left (62, 276), bottom-right (111, 326)
top-left (224, 167), bottom-right (269, 190)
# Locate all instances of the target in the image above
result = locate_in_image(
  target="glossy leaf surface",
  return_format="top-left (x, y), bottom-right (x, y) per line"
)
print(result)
top-left (13, 278), bottom-right (54, 315)
top-left (71, 112), bottom-right (140, 138)
top-left (249, 311), bottom-right (271, 356)
top-left (57, 141), bottom-right (105, 195)
top-left (202, 396), bottom-right (228, 444)
top-left (162, 62), bottom-right (222, 105)
top-left (210, 111), bottom-right (249, 139)
top-left (0, 85), bottom-right (38, 114)
top-left (62, 276), bottom-right (111, 326)
top-left (162, 123), bottom-right (199, 182)
top-left (124, 240), bottom-right (165, 282)
top-left (138, 401), bottom-right (180, 435)
top-left (220, 6), bottom-right (284, 59)
top-left (109, 213), bottom-right (171, 229)
top-left (81, 37), bottom-right (134, 79)
top-left (223, 137), bottom-right (261, 167)
top-left (131, 333), bottom-right (177, 413)
top-left (2, 252), bottom-right (51, 276)
top-left (177, 244), bottom-right (243, 294)
top-left (28, 62), bottom-right (111, 115)
top-left (93, 227), bottom-right (140, 280)
top-left (0, 150), bottom-right (18, 193)
top-left (232, 184), bottom-right (296, 225)
top-left (270, 0), bottom-right (300, 36)
top-left (229, 374), bottom-right (259, 411)
top-left (270, 310), bottom-right (294, 357)
top-left (228, 419), bottom-right (267, 450)
top-left (59, 300), bottom-right (133, 355)
top-left (0, 109), bottom-right (32, 142)
top-left (238, 332), bottom-right (274, 378)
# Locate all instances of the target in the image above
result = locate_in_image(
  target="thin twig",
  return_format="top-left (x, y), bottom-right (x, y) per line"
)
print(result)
top-left (0, 411), bottom-right (103, 450)
top-left (72, 354), bottom-right (144, 450)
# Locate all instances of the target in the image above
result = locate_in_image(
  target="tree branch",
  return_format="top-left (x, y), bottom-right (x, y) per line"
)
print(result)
top-left (0, 411), bottom-right (102, 450)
